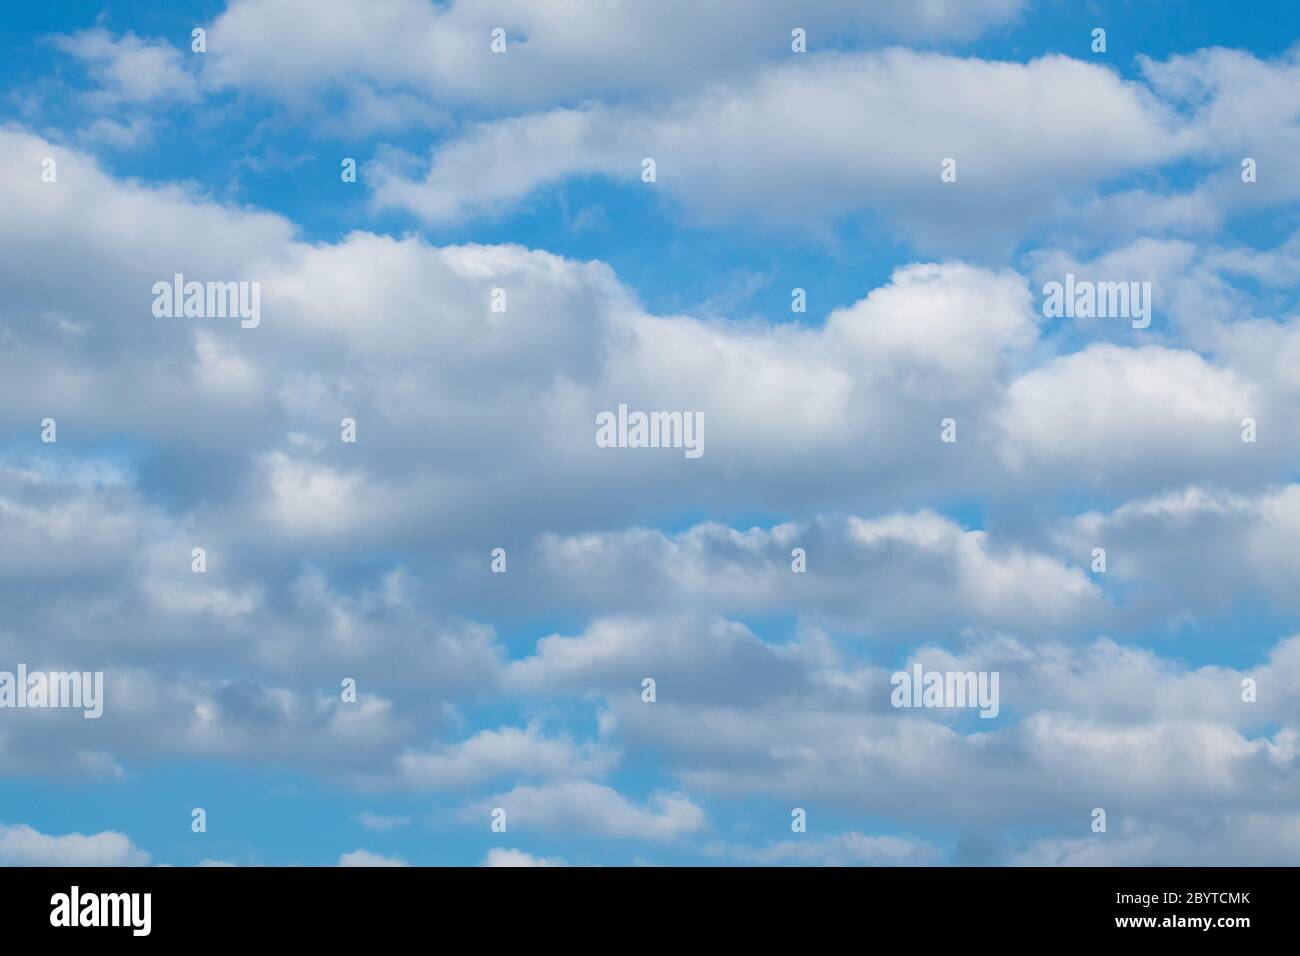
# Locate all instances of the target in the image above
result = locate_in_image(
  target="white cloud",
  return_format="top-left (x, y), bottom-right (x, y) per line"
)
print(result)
top-left (398, 724), bottom-right (616, 790)
top-left (0, 823), bottom-right (150, 866)
top-left (1014, 813), bottom-right (1300, 866)
top-left (723, 832), bottom-right (942, 866)
top-left (55, 29), bottom-right (199, 105)
top-left (581, 625), bottom-right (1299, 836)
top-left (338, 849), bottom-right (408, 867)
top-left (10, 126), bottom-right (1298, 539)
top-left (0, 663), bottom-right (412, 781)
top-left (996, 344), bottom-right (1259, 489)
top-left (482, 847), bottom-right (569, 867)
top-left (202, 0), bottom-right (1026, 118)
top-left (77, 116), bottom-right (154, 150)
top-left (1060, 484), bottom-right (1300, 620)
top-left (476, 781), bottom-right (706, 841)
top-left (371, 50), bottom-right (1178, 247)
top-left (529, 509), bottom-right (1100, 636)
top-left (505, 615), bottom-right (821, 705)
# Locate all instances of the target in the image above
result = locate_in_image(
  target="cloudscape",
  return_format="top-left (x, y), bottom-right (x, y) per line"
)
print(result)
top-left (0, 0), bottom-right (1298, 868)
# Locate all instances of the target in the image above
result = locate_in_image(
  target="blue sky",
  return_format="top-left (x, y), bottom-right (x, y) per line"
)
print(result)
top-left (0, 0), bottom-right (1298, 866)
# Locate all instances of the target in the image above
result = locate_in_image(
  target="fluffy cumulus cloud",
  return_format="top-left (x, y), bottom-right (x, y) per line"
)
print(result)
top-left (200, 0), bottom-right (1027, 114)
top-left (397, 724), bottom-right (617, 790)
top-left (482, 847), bottom-right (569, 867)
top-left (364, 46), bottom-right (1300, 256)
top-left (338, 849), bottom-right (408, 867)
top-left (720, 832), bottom-right (943, 867)
top-left (1, 1), bottom-right (1298, 867)
top-left (530, 621), bottom-right (1299, 839)
top-left (0, 823), bottom-right (151, 866)
top-left (1013, 813), bottom-right (1300, 866)
top-left (472, 781), bottom-right (706, 841)
top-left (371, 50), bottom-right (1180, 246)
top-left (55, 29), bottom-right (200, 106)
top-left (529, 511), bottom-right (1102, 637)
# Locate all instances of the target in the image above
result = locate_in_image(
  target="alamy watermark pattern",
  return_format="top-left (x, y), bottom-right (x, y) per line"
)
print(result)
top-left (0, 666), bottom-right (103, 719)
top-left (890, 665), bottom-right (1000, 719)
top-left (152, 273), bottom-right (261, 328)
top-left (596, 403), bottom-right (704, 458)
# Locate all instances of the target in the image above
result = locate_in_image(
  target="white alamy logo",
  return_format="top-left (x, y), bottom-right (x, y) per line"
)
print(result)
top-left (596, 403), bottom-right (704, 459)
top-left (152, 273), bottom-right (261, 328)
top-left (890, 665), bottom-right (999, 718)
top-left (50, 887), bottom-right (151, 937)
top-left (1042, 273), bottom-right (1151, 329)
top-left (0, 665), bottom-right (103, 718)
